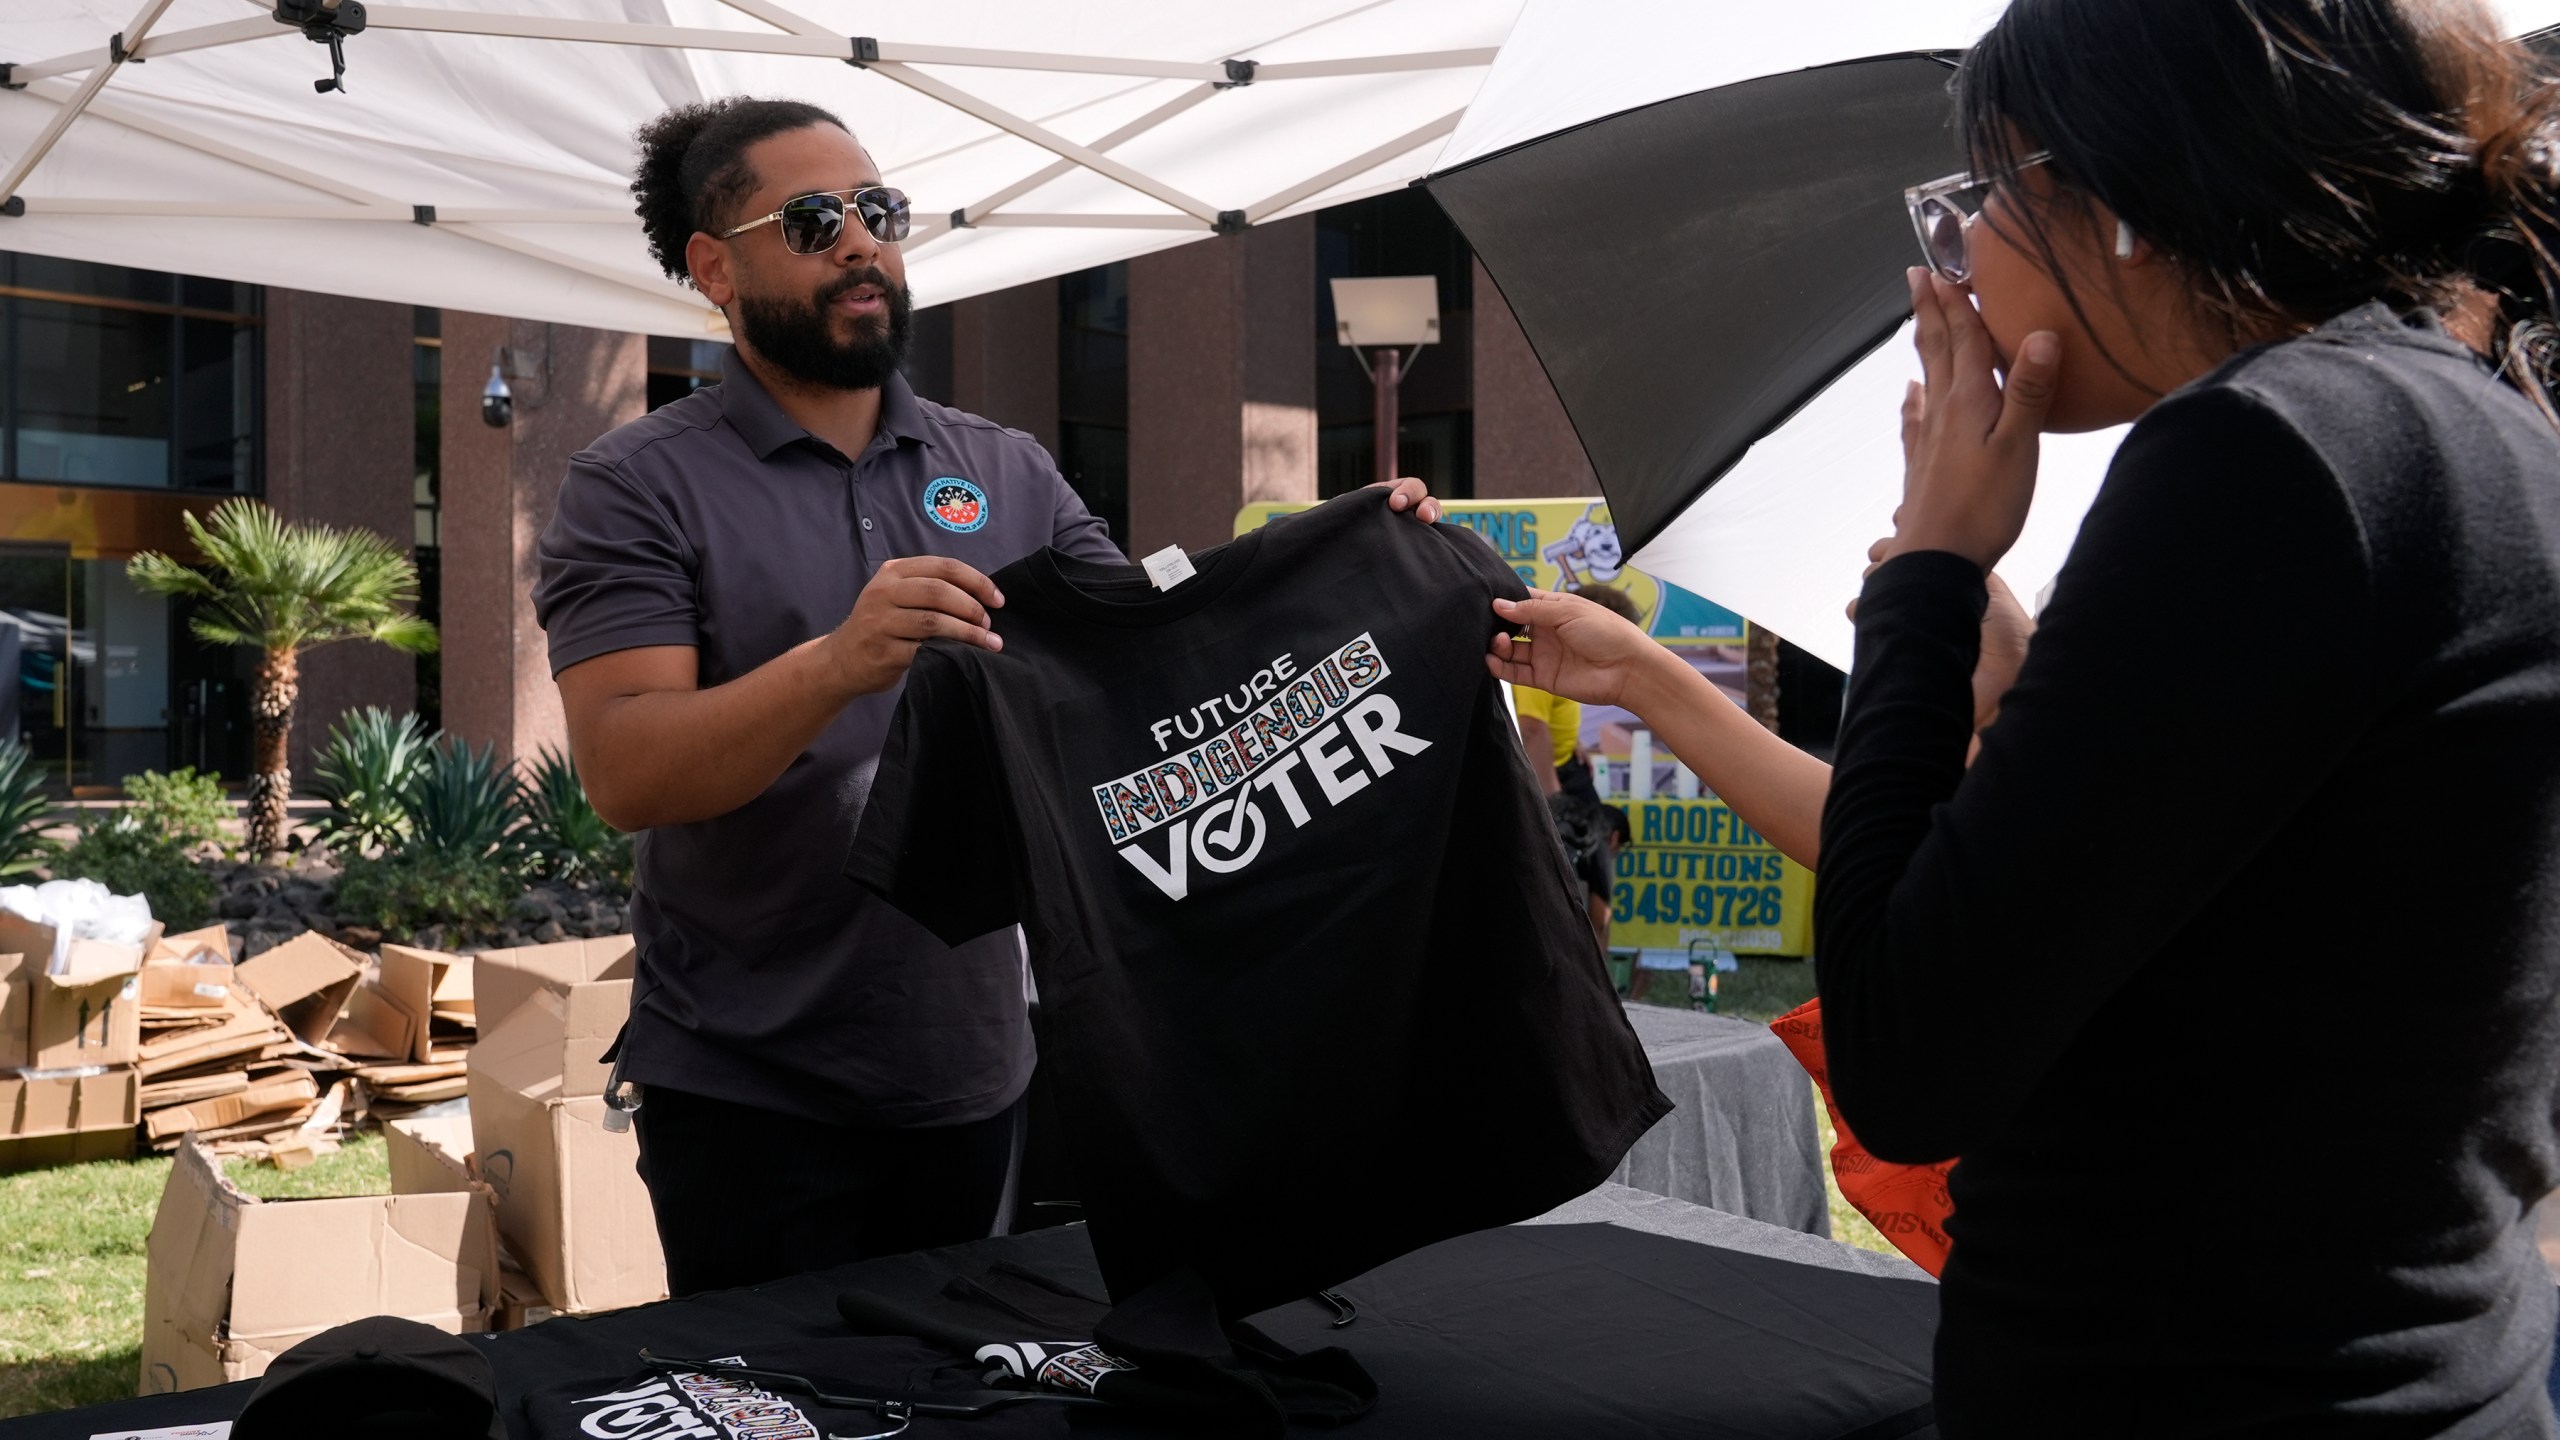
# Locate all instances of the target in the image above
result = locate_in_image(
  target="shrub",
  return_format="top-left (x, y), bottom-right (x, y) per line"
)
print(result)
top-left (0, 740), bottom-right (54, 877)
top-left (405, 738), bottom-right (526, 868)
top-left (121, 767), bottom-right (234, 854)
top-left (334, 849), bottom-right (519, 940)
top-left (520, 745), bottom-right (630, 889)
top-left (50, 824), bottom-right (219, 930)
top-left (310, 708), bottom-right (432, 856)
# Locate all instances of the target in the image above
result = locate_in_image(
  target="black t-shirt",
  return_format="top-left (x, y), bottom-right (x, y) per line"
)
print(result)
top-left (849, 487), bottom-right (1670, 1316)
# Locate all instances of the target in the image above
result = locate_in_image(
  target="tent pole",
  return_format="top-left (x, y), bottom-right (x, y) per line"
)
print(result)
top-left (866, 61), bottom-right (1226, 224)
top-left (1246, 109), bottom-right (1466, 223)
top-left (0, 0), bottom-right (179, 211)
top-left (7, 16), bottom-right (281, 84)
top-left (24, 81), bottom-right (710, 319)
top-left (933, 83), bottom-right (1220, 237)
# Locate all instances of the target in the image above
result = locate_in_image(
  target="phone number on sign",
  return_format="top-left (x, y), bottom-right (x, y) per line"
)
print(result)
top-left (1613, 881), bottom-right (1784, 929)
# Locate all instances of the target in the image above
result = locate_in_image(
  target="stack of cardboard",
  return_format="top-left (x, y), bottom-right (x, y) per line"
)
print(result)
top-left (0, 910), bottom-right (151, 1171)
top-left (466, 936), bottom-right (667, 1314)
top-left (339, 944), bottom-right (477, 1107)
top-left (140, 1133), bottom-right (499, 1391)
top-left (133, 932), bottom-right (481, 1159)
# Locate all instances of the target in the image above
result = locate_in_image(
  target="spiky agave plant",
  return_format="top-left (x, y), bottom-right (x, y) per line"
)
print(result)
top-left (128, 500), bottom-right (438, 859)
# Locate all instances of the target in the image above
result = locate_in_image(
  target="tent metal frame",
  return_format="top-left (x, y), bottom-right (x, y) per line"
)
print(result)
top-left (0, 0), bottom-right (1490, 329)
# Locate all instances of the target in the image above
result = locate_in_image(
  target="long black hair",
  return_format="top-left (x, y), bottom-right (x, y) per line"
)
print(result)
top-left (1957, 0), bottom-right (2560, 415)
top-left (631, 97), bottom-right (847, 284)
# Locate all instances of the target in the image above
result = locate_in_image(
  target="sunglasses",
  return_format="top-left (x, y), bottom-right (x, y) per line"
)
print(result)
top-left (720, 185), bottom-right (912, 254)
top-left (1904, 151), bottom-right (2050, 285)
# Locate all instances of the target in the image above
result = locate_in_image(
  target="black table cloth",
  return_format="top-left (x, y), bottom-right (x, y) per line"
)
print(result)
top-left (8, 1188), bottom-right (1937, 1440)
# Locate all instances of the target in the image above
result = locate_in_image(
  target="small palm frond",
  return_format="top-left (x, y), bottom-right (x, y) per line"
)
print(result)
top-left (129, 499), bottom-right (432, 656)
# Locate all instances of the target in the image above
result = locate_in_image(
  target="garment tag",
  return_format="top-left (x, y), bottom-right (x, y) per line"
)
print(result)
top-left (1140, 545), bottom-right (1196, 591)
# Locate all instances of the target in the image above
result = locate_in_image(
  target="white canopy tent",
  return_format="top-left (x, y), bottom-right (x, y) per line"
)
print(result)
top-left (1, 0), bottom-right (1516, 338)
top-left (1437, 0), bottom-right (2560, 671)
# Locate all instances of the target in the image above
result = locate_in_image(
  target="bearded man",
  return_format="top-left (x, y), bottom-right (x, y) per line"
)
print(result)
top-left (532, 97), bottom-right (1123, 1293)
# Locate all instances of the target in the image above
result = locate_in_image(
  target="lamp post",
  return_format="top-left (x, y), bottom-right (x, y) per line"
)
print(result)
top-left (1330, 276), bottom-right (1440, 488)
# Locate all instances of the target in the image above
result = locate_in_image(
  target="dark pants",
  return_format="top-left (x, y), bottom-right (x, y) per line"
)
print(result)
top-left (632, 1083), bottom-right (1021, 1296)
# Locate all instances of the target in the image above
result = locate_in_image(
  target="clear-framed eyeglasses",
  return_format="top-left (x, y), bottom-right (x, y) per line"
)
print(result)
top-left (1904, 151), bottom-right (2050, 285)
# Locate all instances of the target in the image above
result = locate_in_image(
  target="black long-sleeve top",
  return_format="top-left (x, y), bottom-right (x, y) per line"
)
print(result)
top-left (1819, 304), bottom-right (2560, 1437)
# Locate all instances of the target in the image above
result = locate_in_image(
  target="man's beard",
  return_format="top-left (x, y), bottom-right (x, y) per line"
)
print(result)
top-left (736, 267), bottom-right (915, 393)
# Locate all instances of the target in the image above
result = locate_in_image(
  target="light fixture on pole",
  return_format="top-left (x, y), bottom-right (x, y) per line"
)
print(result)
top-left (1330, 276), bottom-right (1440, 488)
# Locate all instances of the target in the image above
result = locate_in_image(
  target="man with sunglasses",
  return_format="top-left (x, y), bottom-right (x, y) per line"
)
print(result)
top-left (530, 97), bottom-right (1120, 1296)
top-left (537, 96), bottom-right (1442, 1296)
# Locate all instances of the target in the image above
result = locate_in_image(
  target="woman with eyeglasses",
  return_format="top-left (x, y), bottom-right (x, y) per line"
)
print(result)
top-left (1491, 1), bottom-right (2560, 1431)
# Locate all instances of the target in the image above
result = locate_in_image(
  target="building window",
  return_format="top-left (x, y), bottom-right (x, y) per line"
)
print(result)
top-left (1058, 263), bottom-right (1129, 545)
top-left (1314, 189), bottom-right (1474, 499)
top-left (648, 336), bottom-right (728, 412)
top-left (0, 255), bottom-right (261, 492)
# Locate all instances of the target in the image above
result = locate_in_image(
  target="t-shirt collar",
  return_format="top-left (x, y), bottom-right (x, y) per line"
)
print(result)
top-left (719, 348), bottom-right (933, 463)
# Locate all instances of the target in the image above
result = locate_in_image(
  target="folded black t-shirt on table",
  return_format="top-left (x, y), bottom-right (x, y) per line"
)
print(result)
top-left (848, 487), bottom-right (1670, 1323)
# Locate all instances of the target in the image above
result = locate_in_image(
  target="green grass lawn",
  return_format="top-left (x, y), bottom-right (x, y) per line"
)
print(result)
top-left (0, 1133), bottom-right (393, 1419)
top-left (1, 958), bottom-right (1899, 1422)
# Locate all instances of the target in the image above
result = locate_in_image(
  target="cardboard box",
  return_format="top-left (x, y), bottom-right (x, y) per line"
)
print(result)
top-left (233, 932), bottom-right (363, 1048)
top-left (139, 1135), bottom-right (498, 1394)
top-left (468, 994), bottom-right (664, 1315)
top-left (0, 949), bottom-right (27, 1070)
top-left (0, 1066), bottom-right (140, 1171)
top-left (140, 926), bottom-right (237, 1010)
top-left (27, 951), bottom-right (142, 1071)
top-left (384, 1112), bottom-right (484, 1198)
top-left (474, 935), bottom-right (633, 1045)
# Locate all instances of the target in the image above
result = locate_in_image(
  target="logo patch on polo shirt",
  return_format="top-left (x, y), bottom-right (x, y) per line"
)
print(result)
top-left (924, 476), bottom-right (989, 533)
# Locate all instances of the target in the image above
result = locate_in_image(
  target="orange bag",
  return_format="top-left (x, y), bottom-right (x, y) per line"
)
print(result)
top-left (1769, 998), bottom-right (1956, 1276)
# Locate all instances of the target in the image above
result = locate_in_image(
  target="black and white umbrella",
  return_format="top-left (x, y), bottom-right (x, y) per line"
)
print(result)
top-left (1425, 0), bottom-right (2560, 668)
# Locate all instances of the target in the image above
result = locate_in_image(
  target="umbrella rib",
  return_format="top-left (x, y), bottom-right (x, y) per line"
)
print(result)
top-left (0, 0), bottom-right (180, 208)
top-left (1245, 107), bottom-right (1466, 223)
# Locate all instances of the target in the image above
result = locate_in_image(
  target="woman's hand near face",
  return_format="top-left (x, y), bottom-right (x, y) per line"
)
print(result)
top-left (1886, 268), bottom-right (2063, 571)
top-left (1485, 589), bottom-right (1671, 710)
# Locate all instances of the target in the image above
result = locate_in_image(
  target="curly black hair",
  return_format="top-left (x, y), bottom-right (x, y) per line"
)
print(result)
top-left (631, 97), bottom-right (847, 284)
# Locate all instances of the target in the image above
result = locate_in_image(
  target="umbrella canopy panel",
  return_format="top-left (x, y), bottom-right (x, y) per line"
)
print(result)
top-left (1427, 55), bottom-right (1962, 559)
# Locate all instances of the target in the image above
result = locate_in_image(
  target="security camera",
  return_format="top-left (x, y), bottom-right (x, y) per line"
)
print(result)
top-left (480, 361), bottom-right (513, 429)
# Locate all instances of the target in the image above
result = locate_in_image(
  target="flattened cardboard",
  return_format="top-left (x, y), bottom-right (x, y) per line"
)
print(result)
top-left (27, 963), bottom-right (141, 1070)
top-left (139, 1135), bottom-right (497, 1394)
top-left (473, 936), bottom-right (633, 1041)
top-left (142, 1071), bottom-right (319, 1143)
top-left (232, 932), bottom-right (362, 1047)
top-left (140, 926), bottom-right (237, 1010)
top-left (468, 1047), bottom-right (665, 1315)
top-left (352, 946), bottom-right (474, 1064)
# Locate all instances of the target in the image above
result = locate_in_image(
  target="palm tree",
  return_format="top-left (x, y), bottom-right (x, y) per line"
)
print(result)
top-left (128, 500), bottom-right (438, 859)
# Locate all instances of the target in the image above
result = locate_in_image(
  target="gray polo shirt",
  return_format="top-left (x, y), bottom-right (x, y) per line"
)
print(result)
top-left (534, 353), bottom-right (1122, 1126)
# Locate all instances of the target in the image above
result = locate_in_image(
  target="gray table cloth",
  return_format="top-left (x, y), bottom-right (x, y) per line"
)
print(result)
top-left (1530, 1181), bottom-right (1928, 1283)
top-left (1611, 1001), bottom-right (1830, 1236)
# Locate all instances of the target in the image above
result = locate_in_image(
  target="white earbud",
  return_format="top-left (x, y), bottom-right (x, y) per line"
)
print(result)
top-left (2115, 219), bottom-right (2136, 260)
